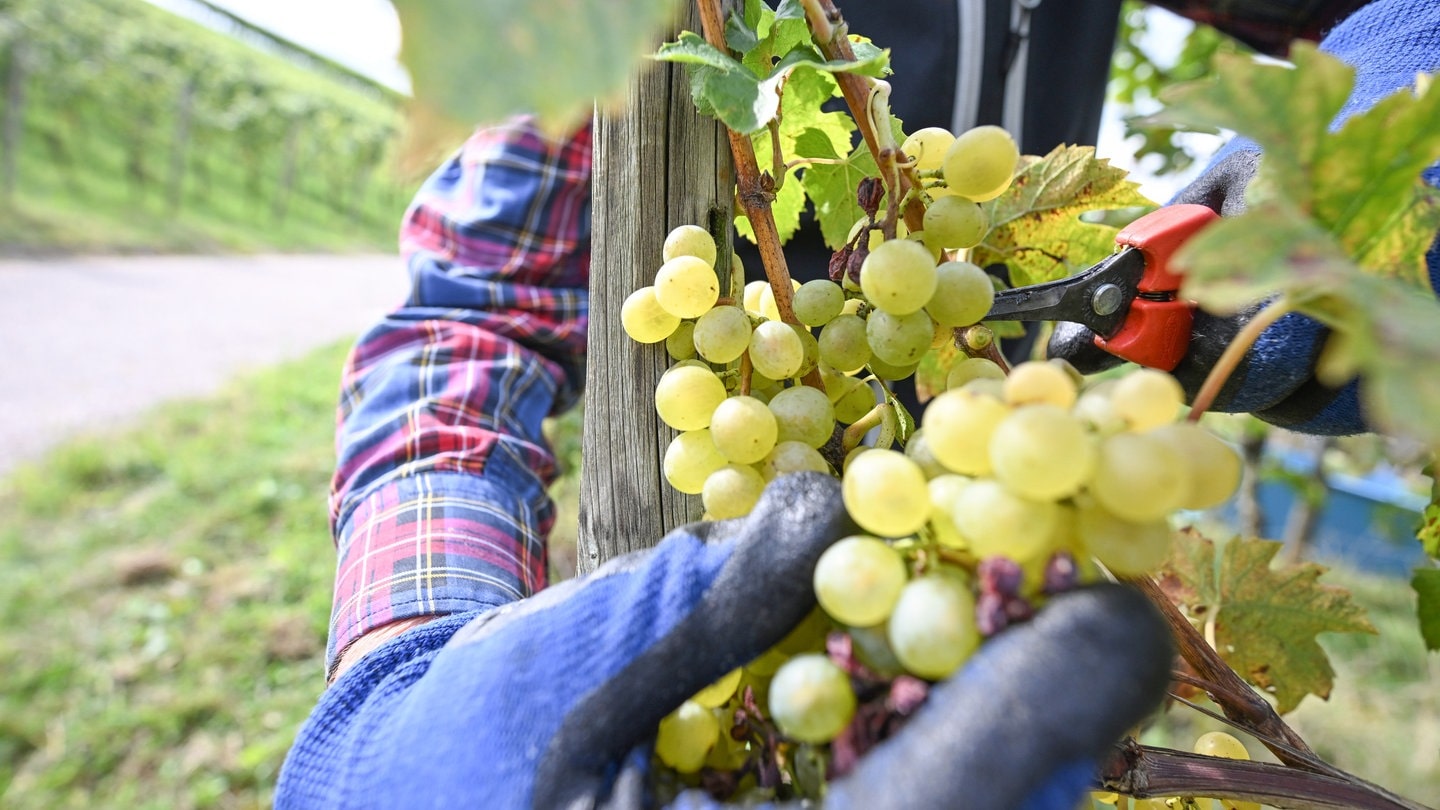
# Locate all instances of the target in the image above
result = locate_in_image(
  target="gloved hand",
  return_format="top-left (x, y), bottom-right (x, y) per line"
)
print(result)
top-left (277, 473), bottom-right (1172, 810)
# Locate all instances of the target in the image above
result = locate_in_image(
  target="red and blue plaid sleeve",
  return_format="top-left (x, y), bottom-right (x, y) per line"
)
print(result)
top-left (325, 118), bottom-right (591, 672)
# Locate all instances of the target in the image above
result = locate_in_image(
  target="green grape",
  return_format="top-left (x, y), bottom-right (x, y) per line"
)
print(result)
top-left (860, 239), bottom-right (939, 315)
top-left (834, 377), bottom-right (879, 423)
top-left (743, 279), bottom-right (769, 317)
top-left (927, 474), bottom-right (972, 549)
top-left (820, 364), bottom-right (855, 402)
top-left (846, 623), bottom-right (904, 677)
top-left (944, 356), bottom-right (1005, 390)
top-left (654, 365), bottom-right (727, 431)
top-left (791, 323), bottom-right (821, 379)
top-left (1149, 423), bottom-right (1242, 509)
top-left (1113, 368), bottom-right (1185, 430)
top-left (702, 463), bottom-right (767, 519)
top-left (901, 126), bottom-right (955, 172)
top-left (866, 308), bottom-right (934, 366)
top-left (759, 440), bottom-right (829, 480)
top-left (654, 255), bottom-right (720, 319)
top-left (691, 667), bottom-right (743, 708)
top-left (866, 354), bottom-right (921, 381)
top-left (1003, 360), bottom-right (1078, 408)
top-left (662, 224), bottom-right (718, 266)
top-left (813, 535), bottom-right (908, 627)
top-left (921, 388), bottom-right (1011, 475)
top-left (942, 124), bottom-right (1019, 202)
top-left (767, 654), bottom-right (856, 744)
top-left (663, 429), bottom-right (727, 494)
top-left (1194, 730), bottom-right (1251, 761)
top-left (887, 573), bottom-right (979, 679)
top-left (819, 314), bottom-right (872, 372)
top-left (952, 479), bottom-right (1059, 562)
top-left (793, 279), bottom-right (846, 326)
top-left (703, 725), bottom-right (749, 771)
top-left (621, 286), bottom-right (681, 344)
top-left (768, 385), bottom-right (836, 448)
top-left (693, 305), bottom-right (752, 364)
top-left (1072, 388), bottom-right (1127, 436)
top-left (654, 699), bottom-right (719, 773)
top-left (709, 395), bottom-right (779, 464)
top-left (841, 449), bottom-right (930, 537)
top-left (665, 320), bottom-right (696, 360)
top-left (1089, 432), bottom-right (1190, 522)
top-left (988, 404), bottom-right (1096, 501)
top-left (749, 320), bottom-right (805, 380)
top-left (922, 197), bottom-right (989, 250)
top-left (1076, 501), bottom-right (1172, 577)
top-left (903, 428), bottom-right (948, 479)
top-left (926, 261), bottom-right (995, 327)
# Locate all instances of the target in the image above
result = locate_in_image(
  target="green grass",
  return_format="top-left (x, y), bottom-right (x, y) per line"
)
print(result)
top-left (0, 344), bottom-right (1431, 807)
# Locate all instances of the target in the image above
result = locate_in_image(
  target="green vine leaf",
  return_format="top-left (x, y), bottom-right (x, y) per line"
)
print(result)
top-left (1159, 530), bottom-right (1377, 714)
top-left (390, 0), bottom-right (680, 132)
top-left (1412, 568), bottom-right (1440, 652)
top-left (969, 145), bottom-right (1152, 288)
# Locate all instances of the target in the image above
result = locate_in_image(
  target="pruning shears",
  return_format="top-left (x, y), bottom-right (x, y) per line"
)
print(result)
top-left (983, 203), bottom-right (1219, 371)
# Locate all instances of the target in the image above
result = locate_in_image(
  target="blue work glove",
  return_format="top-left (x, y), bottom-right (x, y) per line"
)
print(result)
top-left (277, 473), bottom-right (1171, 810)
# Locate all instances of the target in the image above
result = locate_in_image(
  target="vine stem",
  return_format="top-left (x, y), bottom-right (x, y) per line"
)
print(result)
top-left (1187, 297), bottom-right (1292, 420)
top-left (796, 0), bottom-right (927, 235)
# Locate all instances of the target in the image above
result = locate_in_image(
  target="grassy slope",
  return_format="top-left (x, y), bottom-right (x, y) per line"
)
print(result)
top-left (0, 341), bottom-right (1431, 807)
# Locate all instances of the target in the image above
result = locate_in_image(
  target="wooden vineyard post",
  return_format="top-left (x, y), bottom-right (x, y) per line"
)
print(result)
top-left (578, 7), bottom-right (736, 574)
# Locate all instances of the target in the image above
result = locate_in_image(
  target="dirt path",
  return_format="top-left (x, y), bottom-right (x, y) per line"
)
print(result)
top-left (0, 252), bottom-right (409, 475)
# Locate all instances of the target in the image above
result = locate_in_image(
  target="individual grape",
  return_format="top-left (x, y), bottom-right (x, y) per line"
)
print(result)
top-left (654, 365), bottom-right (727, 431)
top-left (693, 305), bottom-right (752, 364)
top-left (662, 430), bottom-right (727, 494)
top-left (887, 574), bottom-right (980, 679)
top-left (834, 377), bottom-right (879, 423)
top-left (901, 126), bottom-right (955, 172)
top-left (662, 224), bottom-right (718, 266)
top-left (866, 308), bottom-right (934, 366)
top-left (945, 356), bottom-right (1005, 390)
top-left (1149, 423), bottom-right (1242, 509)
top-left (1076, 501), bottom-right (1172, 577)
top-left (1089, 431), bottom-right (1191, 522)
top-left (1112, 368), bottom-right (1185, 431)
top-left (926, 260), bottom-right (995, 327)
top-left (749, 320), bottom-right (805, 380)
top-left (903, 429), bottom-right (949, 479)
top-left (1003, 360), bottom-right (1077, 408)
top-left (702, 463), bottom-right (767, 519)
top-left (691, 667), bottom-right (743, 708)
top-left (847, 216), bottom-right (910, 252)
top-left (942, 124), bottom-right (1019, 202)
top-left (921, 388), bottom-right (1010, 475)
top-left (704, 727), bottom-right (750, 772)
top-left (793, 279), bottom-right (846, 326)
top-left (743, 279), bottom-right (769, 317)
top-left (767, 654), bottom-right (856, 744)
top-left (813, 535), bottom-right (908, 627)
top-left (820, 314), bottom-right (872, 372)
top-left (860, 239), bottom-right (938, 315)
top-left (759, 440), bottom-right (830, 480)
top-left (654, 699), bottom-right (719, 773)
top-left (1072, 388), bottom-right (1127, 436)
top-left (654, 255), bottom-right (720, 319)
top-left (952, 479), bottom-right (1059, 562)
top-left (621, 286), bottom-right (681, 344)
top-left (988, 404), bottom-right (1096, 501)
top-left (791, 323), bottom-right (821, 379)
top-left (768, 385), bottom-right (836, 448)
top-left (709, 395), bottom-right (778, 464)
top-left (923, 197), bottom-right (989, 250)
top-left (665, 320), bottom-right (696, 360)
top-left (1194, 730), bottom-right (1251, 761)
top-left (841, 449), bottom-right (930, 537)
top-left (866, 354), bottom-right (921, 381)
top-left (846, 623), bottom-right (905, 677)
top-left (927, 474), bottom-right (972, 549)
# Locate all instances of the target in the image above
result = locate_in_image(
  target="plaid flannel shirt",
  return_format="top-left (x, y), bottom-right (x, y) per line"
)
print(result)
top-left (325, 119), bottom-right (591, 672)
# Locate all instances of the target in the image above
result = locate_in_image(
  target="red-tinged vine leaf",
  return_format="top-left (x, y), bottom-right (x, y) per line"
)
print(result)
top-left (970, 145), bottom-right (1152, 288)
top-left (1160, 530), bottom-right (1377, 713)
top-left (1145, 44), bottom-right (1440, 287)
top-left (389, 0), bottom-right (679, 134)
top-left (1412, 568), bottom-right (1440, 652)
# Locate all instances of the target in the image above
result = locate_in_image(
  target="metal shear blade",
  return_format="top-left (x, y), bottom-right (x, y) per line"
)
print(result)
top-left (983, 248), bottom-right (1148, 339)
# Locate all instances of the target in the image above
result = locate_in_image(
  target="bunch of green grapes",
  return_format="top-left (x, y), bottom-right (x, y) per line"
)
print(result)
top-left (626, 128), bottom-right (1242, 801)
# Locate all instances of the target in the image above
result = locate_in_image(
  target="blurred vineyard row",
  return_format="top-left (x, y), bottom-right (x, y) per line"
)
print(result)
top-left (0, 0), bottom-right (416, 254)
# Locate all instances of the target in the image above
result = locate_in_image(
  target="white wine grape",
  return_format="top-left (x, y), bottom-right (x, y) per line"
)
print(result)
top-left (813, 535), bottom-right (908, 627)
top-left (942, 125), bottom-right (1018, 203)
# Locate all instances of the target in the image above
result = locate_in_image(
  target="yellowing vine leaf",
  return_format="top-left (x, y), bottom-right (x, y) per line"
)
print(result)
top-left (1159, 531), bottom-right (1376, 714)
top-left (970, 145), bottom-right (1152, 288)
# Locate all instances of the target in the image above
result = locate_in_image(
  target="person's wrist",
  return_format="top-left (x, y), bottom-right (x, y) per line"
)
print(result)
top-left (330, 616), bottom-right (439, 684)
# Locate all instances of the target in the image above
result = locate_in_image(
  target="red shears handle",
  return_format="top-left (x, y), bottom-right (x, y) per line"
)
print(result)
top-left (1092, 204), bottom-right (1218, 371)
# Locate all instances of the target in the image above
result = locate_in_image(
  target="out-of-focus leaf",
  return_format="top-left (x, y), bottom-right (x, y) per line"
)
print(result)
top-left (1412, 568), bottom-right (1440, 652)
top-left (390, 0), bottom-right (680, 133)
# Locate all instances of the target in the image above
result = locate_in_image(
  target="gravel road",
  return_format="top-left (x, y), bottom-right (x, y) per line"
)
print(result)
top-left (0, 253), bottom-right (410, 475)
